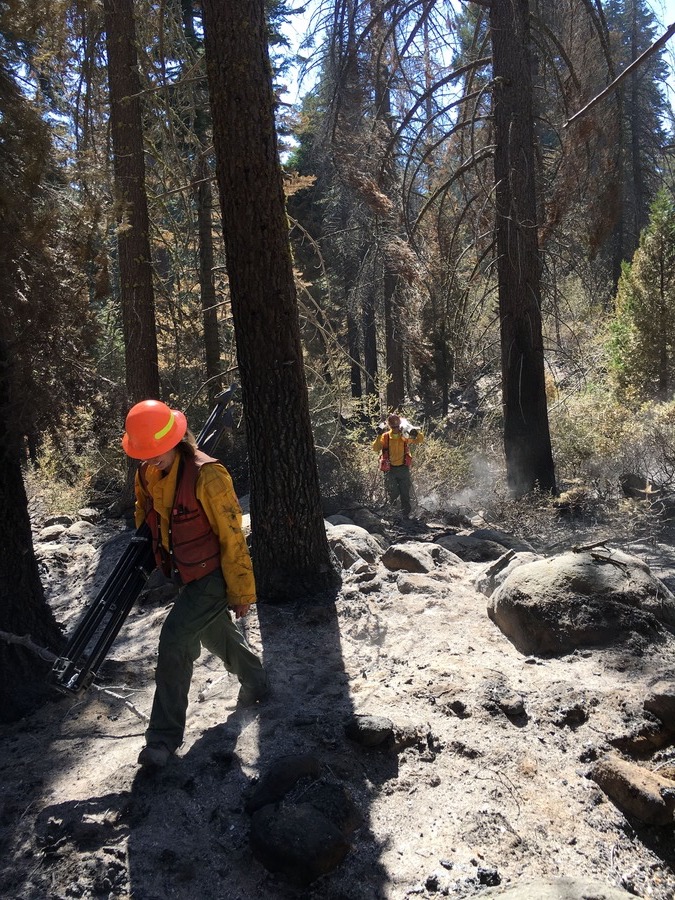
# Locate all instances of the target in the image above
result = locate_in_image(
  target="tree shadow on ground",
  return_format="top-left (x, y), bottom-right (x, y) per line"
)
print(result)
top-left (119, 591), bottom-right (392, 898)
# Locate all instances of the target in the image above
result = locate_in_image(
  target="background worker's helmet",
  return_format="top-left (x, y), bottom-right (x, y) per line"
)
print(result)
top-left (121, 400), bottom-right (188, 459)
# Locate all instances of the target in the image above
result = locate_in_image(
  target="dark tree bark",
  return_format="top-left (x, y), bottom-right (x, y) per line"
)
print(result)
top-left (362, 288), bottom-right (378, 395)
top-left (0, 338), bottom-right (63, 722)
top-left (195, 147), bottom-right (222, 402)
top-left (181, 0), bottom-right (222, 401)
top-left (0, 66), bottom-right (65, 721)
top-left (201, 0), bottom-right (339, 600)
top-left (489, 0), bottom-right (556, 496)
top-left (372, 8), bottom-right (405, 411)
top-left (383, 262), bottom-right (405, 409)
top-left (103, 0), bottom-right (160, 402)
top-left (629, 1), bottom-right (648, 244)
top-left (346, 302), bottom-right (362, 399)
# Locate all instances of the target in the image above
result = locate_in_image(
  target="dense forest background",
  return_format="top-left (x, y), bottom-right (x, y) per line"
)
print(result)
top-left (4, 0), bottom-right (675, 711)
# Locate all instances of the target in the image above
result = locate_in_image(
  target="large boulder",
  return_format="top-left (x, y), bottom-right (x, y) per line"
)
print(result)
top-left (468, 528), bottom-right (536, 553)
top-left (487, 548), bottom-right (675, 656)
top-left (435, 533), bottom-right (509, 562)
top-left (325, 524), bottom-right (385, 568)
top-left (381, 541), bottom-right (461, 574)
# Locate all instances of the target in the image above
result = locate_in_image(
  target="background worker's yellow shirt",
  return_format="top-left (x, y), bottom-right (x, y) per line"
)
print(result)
top-left (371, 430), bottom-right (424, 466)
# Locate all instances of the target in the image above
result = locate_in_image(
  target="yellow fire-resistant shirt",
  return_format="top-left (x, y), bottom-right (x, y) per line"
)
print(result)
top-left (372, 429), bottom-right (424, 466)
top-left (134, 454), bottom-right (256, 607)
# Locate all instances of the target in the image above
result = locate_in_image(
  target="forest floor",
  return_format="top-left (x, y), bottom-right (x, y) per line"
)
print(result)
top-left (1, 494), bottom-right (675, 900)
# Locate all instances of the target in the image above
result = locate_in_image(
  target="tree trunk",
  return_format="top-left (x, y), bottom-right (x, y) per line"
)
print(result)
top-left (104, 0), bottom-right (160, 403)
top-left (201, 0), bottom-right (339, 600)
top-left (181, 0), bottom-right (222, 402)
top-left (362, 288), bottom-right (378, 395)
top-left (347, 300), bottom-right (362, 399)
top-left (383, 261), bottom-right (405, 409)
top-left (629, 1), bottom-right (648, 245)
top-left (372, 3), bottom-right (405, 410)
top-left (0, 338), bottom-right (63, 722)
top-left (195, 147), bottom-right (222, 402)
top-left (489, 0), bottom-right (556, 496)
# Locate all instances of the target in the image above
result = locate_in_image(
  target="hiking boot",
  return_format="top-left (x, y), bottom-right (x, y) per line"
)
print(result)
top-left (137, 742), bottom-right (173, 768)
top-left (237, 680), bottom-right (270, 708)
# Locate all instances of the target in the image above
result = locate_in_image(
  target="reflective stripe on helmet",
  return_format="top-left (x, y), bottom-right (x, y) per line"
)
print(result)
top-left (154, 413), bottom-right (175, 441)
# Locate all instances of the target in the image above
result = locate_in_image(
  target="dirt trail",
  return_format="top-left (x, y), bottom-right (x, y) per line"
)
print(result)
top-left (1, 511), bottom-right (674, 899)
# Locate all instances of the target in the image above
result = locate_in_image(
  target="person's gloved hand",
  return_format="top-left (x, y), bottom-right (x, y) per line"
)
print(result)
top-left (377, 422), bottom-right (387, 434)
top-left (409, 428), bottom-right (418, 438)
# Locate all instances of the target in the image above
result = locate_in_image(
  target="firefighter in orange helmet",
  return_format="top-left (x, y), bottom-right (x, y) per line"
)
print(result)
top-left (122, 400), bottom-right (269, 768)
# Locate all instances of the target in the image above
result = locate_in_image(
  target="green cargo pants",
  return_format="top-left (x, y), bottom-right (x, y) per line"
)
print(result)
top-left (145, 570), bottom-right (268, 751)
top-left (384, 464), bottom-right (412, 516)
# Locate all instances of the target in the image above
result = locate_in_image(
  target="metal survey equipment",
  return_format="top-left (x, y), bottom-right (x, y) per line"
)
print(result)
top-left (48, 385), bottom-right (238, 695)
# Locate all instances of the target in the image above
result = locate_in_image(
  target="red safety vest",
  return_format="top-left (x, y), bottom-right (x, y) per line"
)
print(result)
top-left (140, 450), bottom-right (222, 584)
top-left (380, 432), bottom-right (412, 471)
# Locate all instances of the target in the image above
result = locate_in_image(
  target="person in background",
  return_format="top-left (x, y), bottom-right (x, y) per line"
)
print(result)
top-left (122, 399), bottom-right (269, 769)
top-left (372, 413), bottom-right (424, 519)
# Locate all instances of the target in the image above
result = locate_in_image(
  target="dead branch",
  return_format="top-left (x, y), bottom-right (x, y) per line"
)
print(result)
top-left (0, 629), bottom-right (148, 722)
top-left (90, 685), bottom-right (149, 723)
top-left (0, 629), bottom-right (58, 662)
top-left (564, 21), bottom-right (675, 128)
top-left (571, 540), bottom-right (610, 553)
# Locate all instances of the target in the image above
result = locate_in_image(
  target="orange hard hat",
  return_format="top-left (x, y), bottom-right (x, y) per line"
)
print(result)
top-left (121, 400), bottom-right (188, 459)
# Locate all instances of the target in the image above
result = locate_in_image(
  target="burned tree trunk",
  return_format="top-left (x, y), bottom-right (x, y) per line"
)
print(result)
top-left (201, 0), bottom-right (339, 600)
top-left (0, 338), bottom-right (62, 722)
top-left (490, 0), bottom-right (556, 496)
top-left (104, 0), bottom-right (160, 402)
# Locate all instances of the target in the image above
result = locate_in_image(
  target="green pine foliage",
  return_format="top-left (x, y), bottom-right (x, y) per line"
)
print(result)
top-left (608, 189), bottom-right (675, 402)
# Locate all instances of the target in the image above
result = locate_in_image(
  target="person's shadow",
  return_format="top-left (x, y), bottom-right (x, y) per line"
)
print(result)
top-left (121, 589), bottom-right (393, 897)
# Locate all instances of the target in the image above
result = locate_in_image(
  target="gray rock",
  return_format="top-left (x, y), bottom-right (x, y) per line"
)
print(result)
top-left (36, 524), bottom-right (67, 542)
top-left (474, 550), bottom-right (541, 596)
top-left (469, 528), bottom-right (536, 553)
top-left (346, 559), bottom-right (374, 576)
top-left (35, 542), bottom-right (70, 561)
top-left (77, 507), bottom-right (101, 523)
top-left (479, 877), bottom-right (637, 898)
top-left (591, 754), bottom-right (675, 825)
top-left (345, 714), bottom-right (394, 747)
top-left (43, 515), bottom-right (75, 528)
top-left (435, 533), bottom-right (508, 562)
top-left (396, 573), bottom-right (455, 595)
top-left (250, 803), bottom-right (349, 885)
top-left (382, 542), bottom-right (460, 574)
top-left (64, 520), bottom-right (99, 541)
top-left (326, 524), bottom-right (386, 568)
top-left (350, 507), bottom-right (386, 534)
top-left (644, 676), bottom-right (675, 728)
top-left (326, 514), bottom-right (355, 526)
top-left (488, 548), bottom-right (675, 656)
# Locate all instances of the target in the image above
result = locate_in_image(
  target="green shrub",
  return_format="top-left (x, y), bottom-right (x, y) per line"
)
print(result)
top-left (24, 432), bottom-right (126, 517)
